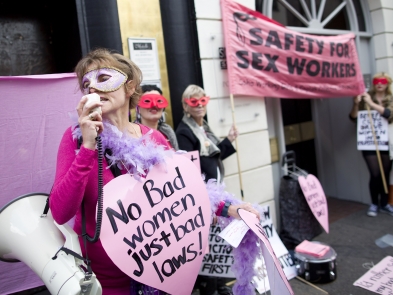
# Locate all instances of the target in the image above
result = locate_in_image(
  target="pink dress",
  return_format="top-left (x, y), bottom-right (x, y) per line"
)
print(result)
top-left (50, 124), bottom-right (170, 295)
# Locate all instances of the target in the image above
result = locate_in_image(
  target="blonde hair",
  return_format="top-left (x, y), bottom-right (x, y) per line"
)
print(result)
top-left (370, 72), bottom-right (392, 96)
top-left (74, 48), bottom-right (143, 109)
top-left (181, 84), bottom-right (206, 104)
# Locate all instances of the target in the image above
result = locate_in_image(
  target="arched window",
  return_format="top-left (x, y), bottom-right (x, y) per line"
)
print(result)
top-left (260, 0), bottom-right (370, 35)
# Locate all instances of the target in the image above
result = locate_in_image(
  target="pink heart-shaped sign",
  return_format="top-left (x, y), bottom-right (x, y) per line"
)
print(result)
top-left (298, 174), bottom-right (329, 233)
top-left (100, 154), bottom-right (211, 295)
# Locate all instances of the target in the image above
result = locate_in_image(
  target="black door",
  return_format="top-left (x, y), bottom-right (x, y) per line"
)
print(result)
top-left (281, 98), bottom-right (318, 176)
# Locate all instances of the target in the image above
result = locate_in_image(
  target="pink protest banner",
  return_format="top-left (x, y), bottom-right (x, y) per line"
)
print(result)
top-left (100, 154), bottom-right (211, 295)
top-left (0, 74), bottom-right (81, 295)
top-left (220, 0), bottom-right (364, 98)
top-left (298, 174), bottom-right (329, 233)
top-left (354, 256), bottom-right (393, 294)
top-left (238, 209), bottom-right (294, 295)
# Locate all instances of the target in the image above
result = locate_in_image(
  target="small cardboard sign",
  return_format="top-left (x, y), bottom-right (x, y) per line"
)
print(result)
top-left (219, 219), bottom-right (249, 248)
top-left (100, 155), bottom-right (211, 295)
top-left (298, 174), bottom-right (329, 233)
top-left (238, 209), bottom-right (295, 295)
top-left (357, 110), bottom-right (388, 151)
top-left (199, 224), bottom-right (236, 278)
top-left (354, 256), bottom-right (393, 294)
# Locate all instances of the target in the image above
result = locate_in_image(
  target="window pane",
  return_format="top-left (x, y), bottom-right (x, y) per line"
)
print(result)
top-left (255, 0), bottom-right (264, 12)
top-left (353, 0), bottom-right (366, 31)
top-left (273, 0), bottom-right (307, 27)
top-left (321, 0), bottom-right (350, 30)
top-left (272, 0), bottom-right (352, 31)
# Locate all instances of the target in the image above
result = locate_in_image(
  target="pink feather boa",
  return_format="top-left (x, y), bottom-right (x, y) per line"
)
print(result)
top-left (206, 179), bottom-right (261, 295)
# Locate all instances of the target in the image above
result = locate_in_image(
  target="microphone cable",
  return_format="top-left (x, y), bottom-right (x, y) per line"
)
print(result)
top-left (84, 135), bottom-right (104, 243)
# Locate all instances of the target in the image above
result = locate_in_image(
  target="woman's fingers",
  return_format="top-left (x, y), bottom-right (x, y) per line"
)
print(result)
top-left (228, 125), bottom-right (239, 142)
top-left (76, 95), bottom-right (89, 117)
top-left (94, 121), bottom-right (104, 135)
top-left (77, 109), bottom-right (105, 150)
top-left (227, 203), bottom-right (261, 220)
top-left (240, 203), bottom-right (260, 220)
top-left (87, 111), bottom-right (103, 122)
top-left (361, 93), bottom-right (372, 105)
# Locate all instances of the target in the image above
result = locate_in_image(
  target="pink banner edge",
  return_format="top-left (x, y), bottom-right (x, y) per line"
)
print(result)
top-left (0, 73), bottom-right (76, 80)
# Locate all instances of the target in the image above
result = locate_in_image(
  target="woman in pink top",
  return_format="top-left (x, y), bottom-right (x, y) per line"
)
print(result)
top-left (50, 48), bottom-right (172, 295)
top-left (50, 48), bottom-right (259, 295)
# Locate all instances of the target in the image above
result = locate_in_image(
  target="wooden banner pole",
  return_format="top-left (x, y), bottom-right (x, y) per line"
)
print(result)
top-left (295, 276), bottom-right (329, 294)
top-left (366, 104), bottom-right (388, 194)
top-left (230, 93), bottom-right (245, 200)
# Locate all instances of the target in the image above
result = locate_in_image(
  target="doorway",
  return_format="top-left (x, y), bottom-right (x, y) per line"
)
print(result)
top-left (281, 99), bottom-right (318, 176)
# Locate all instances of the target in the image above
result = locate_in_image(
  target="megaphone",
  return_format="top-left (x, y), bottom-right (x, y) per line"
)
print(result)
top-left (0, 193), bottom-right (102, 295)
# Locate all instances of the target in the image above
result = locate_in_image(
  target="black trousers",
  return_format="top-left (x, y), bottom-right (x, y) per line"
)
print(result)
top-left (362, 150), bottom-right (392, 207)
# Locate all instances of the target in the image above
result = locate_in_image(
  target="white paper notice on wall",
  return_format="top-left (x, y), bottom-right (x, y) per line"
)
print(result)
top-left (357, 110), bottom-right (388, 151)
top-left (128, 37), bottom-right (161, 82)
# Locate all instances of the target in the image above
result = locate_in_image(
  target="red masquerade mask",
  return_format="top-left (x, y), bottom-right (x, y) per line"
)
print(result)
top-left (184, 96), bottom-right (210, 107)
top-left (138, 94), bottom-right (168, 109)
top-left (373, 77), bottom-right (389, 85)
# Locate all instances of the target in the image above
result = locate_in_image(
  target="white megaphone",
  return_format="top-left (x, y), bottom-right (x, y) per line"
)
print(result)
top-left (0, 193), bottom-right (102, 295)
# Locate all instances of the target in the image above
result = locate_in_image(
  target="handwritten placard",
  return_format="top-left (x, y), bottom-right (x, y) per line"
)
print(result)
top-left (199, 224), bottom-right (236, 278)
top-left (238, 209), bottom-right (295, 295)
top-left (298, 174), bottom-right (329, 233)
top-left (219, 219), bottom-right (249, 248)
top-left (100, 155), bottom-right (211, 295)
top-left (251, 206), bottom-right (297, 294)
top-left (357, 110), bottom-right (388, 151)
top-left (354, 256), bottom-right (393, 294)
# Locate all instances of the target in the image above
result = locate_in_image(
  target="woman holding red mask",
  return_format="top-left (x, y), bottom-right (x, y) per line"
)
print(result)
top-left (136, 85), bottom-right (179, 150)
top-left (350, 72), bottom-right (393, 217)
top-left (176, 84), bottom-right (239, 295)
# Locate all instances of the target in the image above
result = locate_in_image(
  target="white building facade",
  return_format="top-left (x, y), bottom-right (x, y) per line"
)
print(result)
top-left (193, 0), bottom-right (393, 227)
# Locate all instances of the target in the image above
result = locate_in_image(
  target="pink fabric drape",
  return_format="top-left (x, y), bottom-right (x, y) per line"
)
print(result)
top-left (0, 73), bottom-right (82, 294)
top-left (221, 0), bottom-right (365, 98)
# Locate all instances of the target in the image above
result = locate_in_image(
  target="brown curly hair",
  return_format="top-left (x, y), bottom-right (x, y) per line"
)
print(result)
top-left (74, 48), bottom-right (143, 109)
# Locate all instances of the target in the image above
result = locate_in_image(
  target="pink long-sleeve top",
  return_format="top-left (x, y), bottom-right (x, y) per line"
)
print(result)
top-left (50, 124), bottom-right (170, 295)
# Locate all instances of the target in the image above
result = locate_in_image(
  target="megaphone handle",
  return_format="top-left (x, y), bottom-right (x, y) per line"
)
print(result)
top-left (52, 246), bottom-right (86, 262)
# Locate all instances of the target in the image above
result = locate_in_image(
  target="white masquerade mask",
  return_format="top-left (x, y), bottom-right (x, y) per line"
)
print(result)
top-left (82, 67), bottom-right (128, 94)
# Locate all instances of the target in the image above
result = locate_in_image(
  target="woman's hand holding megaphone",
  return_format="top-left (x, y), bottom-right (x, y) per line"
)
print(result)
top-left (76, 94), bottom-right (104, 150)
